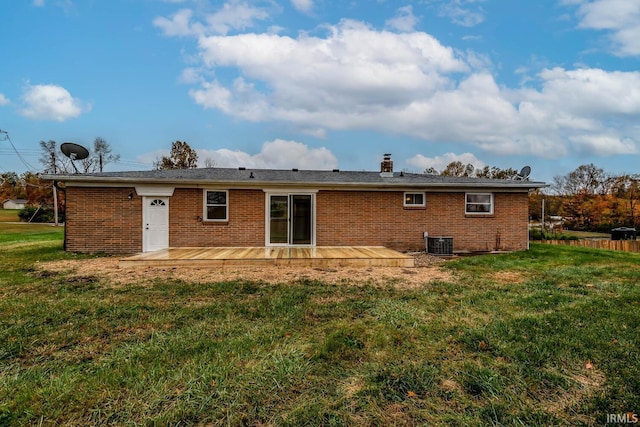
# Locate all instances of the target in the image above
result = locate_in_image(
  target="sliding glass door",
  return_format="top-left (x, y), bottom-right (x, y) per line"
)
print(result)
top-left (268, 193), bottom-right (314, 245)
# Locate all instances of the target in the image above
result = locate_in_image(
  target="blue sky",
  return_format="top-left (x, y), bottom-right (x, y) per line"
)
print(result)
top-left (1, 0), bottom-right (639, 183)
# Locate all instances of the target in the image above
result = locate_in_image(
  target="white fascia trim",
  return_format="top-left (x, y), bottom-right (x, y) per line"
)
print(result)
top-left (262, 188), bottom-right (319, 193)
top-left (135, 186), bottom-right (175, 197)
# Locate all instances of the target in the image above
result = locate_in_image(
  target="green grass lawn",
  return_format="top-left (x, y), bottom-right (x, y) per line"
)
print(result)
top-left (1, 225), bottom-right (639, 426)
top-left (0, 209), bottom-right (20, 222)
top-left (562, 230), bottom-right (612, 239)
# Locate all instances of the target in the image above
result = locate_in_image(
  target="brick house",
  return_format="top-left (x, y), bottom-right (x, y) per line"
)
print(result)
top-left (45, 157), bottom-right (545, 254)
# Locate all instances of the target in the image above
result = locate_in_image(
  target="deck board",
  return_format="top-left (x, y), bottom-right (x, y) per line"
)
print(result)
top-left (119, 246), bottom-right (414, 268)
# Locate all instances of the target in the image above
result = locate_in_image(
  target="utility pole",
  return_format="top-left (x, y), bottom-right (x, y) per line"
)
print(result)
top-left (51, 149), bottom-right (59, 226)
top-left (53, 183), bottom-right (58, 226)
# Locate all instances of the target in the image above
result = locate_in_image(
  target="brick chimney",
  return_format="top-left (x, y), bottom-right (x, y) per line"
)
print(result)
top-left (380, 153), bottom-right (393, 177)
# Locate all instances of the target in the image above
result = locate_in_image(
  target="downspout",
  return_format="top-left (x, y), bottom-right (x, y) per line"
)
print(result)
top-left (53, 181), bottom-right (67, 251)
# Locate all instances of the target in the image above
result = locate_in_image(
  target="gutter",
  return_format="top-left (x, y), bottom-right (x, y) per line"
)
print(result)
top-left (42, 174), bottom-right (548, 191)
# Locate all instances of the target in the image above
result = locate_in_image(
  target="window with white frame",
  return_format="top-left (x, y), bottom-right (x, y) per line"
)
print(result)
top-left (204, 190), bottom-right (228, 221)
top-left (465, 193), bottom-right (493, 214)
top-left (404, 192), bottom-right (425, 207)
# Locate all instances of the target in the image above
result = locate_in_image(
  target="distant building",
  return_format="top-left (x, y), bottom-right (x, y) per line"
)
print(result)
top-left (2, 199), bottom-right (28, 210)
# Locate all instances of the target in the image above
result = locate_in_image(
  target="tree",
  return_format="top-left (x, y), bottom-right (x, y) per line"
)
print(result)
top-left (610, 174), bottom-right (640, 227)
top-left (550, 164), bottom-right (640, 231)
top-left (423, 167), bottom-right (439, 175)
top-left (22, 172), bottom-right (55, 207)
top-left (80, 137), bottom-right (120, 173)
top-left (552, 163), bottom-right (608, 196)
top-left (425, 162), bottom-right (518, 179)
top-left (39, 140), bottom-right (72, 174)
top-left (440, 161), bottom-right (475, 177)
top-left (203, 157), bottom-right (216, 168)
top-left (40, 138), bottom-right (120, 174)
top-left (0, 172), bottom-right (23, 201)
top-left (154, 141), bottom-right (199, 170)
top-left (475, 166), bottom-right (520, 179)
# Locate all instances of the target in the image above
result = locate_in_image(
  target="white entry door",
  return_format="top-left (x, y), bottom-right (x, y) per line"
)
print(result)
top-left (143, 197), bottom-right (169, 252)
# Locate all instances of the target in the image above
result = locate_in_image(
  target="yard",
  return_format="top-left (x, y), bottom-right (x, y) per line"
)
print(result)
top-left (1, 219), bottom-right (639, 426)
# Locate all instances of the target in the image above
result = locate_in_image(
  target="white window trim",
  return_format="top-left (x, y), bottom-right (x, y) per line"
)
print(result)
top-left (465, 192), bottom-right (494, 215)
top-left (403, 192), bottom-right (426, 207)
top-left (203, 189), bottom-right (229, 222)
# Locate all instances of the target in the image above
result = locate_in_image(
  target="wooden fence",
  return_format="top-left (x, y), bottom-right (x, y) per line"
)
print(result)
top-left (542, 239), bottom-right (640, 253)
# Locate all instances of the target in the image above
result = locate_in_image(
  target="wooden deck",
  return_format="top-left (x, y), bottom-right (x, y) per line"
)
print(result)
top-left (119, 246), bottom-right (414, 268)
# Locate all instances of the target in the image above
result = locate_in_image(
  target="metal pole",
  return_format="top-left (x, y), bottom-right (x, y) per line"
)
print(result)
top-left (541, 198), bottom-right (545, 232)
top-left (53, 184), bottom-right (59, 226)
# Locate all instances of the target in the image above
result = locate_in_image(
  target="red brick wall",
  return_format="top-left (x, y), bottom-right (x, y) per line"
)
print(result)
top-left (65, 187), bottom-right (529, 253)
top-left (316, 191), bottom-right (529, 252)
top-left (65, 187), bottom-right (142, 253)
top-left (170, 188), bottom-right (265, 247)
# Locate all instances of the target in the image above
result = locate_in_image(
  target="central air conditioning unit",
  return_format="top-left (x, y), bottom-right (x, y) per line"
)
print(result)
top-left (427, 236), bottom-right (453, 256)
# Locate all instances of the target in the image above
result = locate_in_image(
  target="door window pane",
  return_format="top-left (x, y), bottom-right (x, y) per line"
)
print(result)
top-left (291, 195), bottom-right (311, 244)
top-left (270, 196), bottom-right (288, 244)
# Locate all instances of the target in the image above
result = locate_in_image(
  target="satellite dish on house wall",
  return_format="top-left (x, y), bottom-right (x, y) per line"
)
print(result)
top-left (60, 142), bottom-right (90, 174)
top-left (515, 166), bottom-right (531, 180)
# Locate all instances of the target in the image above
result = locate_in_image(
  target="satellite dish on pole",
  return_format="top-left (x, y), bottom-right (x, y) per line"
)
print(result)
top-left (60, 142), bottom-right (90, 173)
top-left (514, 166), bottom-right (531, 180)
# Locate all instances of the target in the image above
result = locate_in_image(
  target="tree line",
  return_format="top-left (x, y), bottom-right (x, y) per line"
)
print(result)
top-left (535, 164), bottom-right (639, 231)
top-left (423, 161), bottom-right (521, 179)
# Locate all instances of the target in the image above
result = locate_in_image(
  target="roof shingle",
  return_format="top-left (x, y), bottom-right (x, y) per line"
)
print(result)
top-left (43, 167), bottom-right (546, 189)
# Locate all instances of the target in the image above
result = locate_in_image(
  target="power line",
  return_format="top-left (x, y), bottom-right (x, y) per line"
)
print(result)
top-left (117, 159), bottom-right (154, 168)
top-left (0, 130), bottom-right (39, 172)
top-left (0, 149), bottom-right (41, 154)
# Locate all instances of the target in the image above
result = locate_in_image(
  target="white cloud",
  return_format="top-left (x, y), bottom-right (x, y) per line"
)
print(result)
top-left (153, 1), bottom-right (270, 37)
top-left (570, 0), bottom-right (640, 56)
top-left (191, 19), bottom-right (468, 125)
top-left (406, 152), bottom-right (486, 172)
top-left (138, 140), bottom-right (337, 169)
top-left (19, 84), bottom-right (90, 121)
top-left (202, 139), bottom-right (337, 169)
top-left (159, 8), bottom-right (640, 160)
top-left (531, 67), bottom-right (640, 117)
top-left (179, 67), bottom-right (203, 84)
top-left (438, 0), bottom-right (486, 27)
top-left (0, 93), bottom-right (9, 106)
top-left (385, 6), bottom-right (419, 32)
top-left (153, 9), bottom-right (198, 37)
top-left (569, 134), bottom-right (638, 156)
top-left (291, 0), bottom-right (313, 14)
top-left (33, 0), bottom-right (45, 6)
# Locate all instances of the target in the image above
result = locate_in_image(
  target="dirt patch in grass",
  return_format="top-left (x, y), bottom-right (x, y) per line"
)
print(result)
top-left (491, 271), bottom-right (528, 285)
top-left (41, 252), bottom-right (453, 288)
top-left (546, 367), bottom-right (606, 424)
